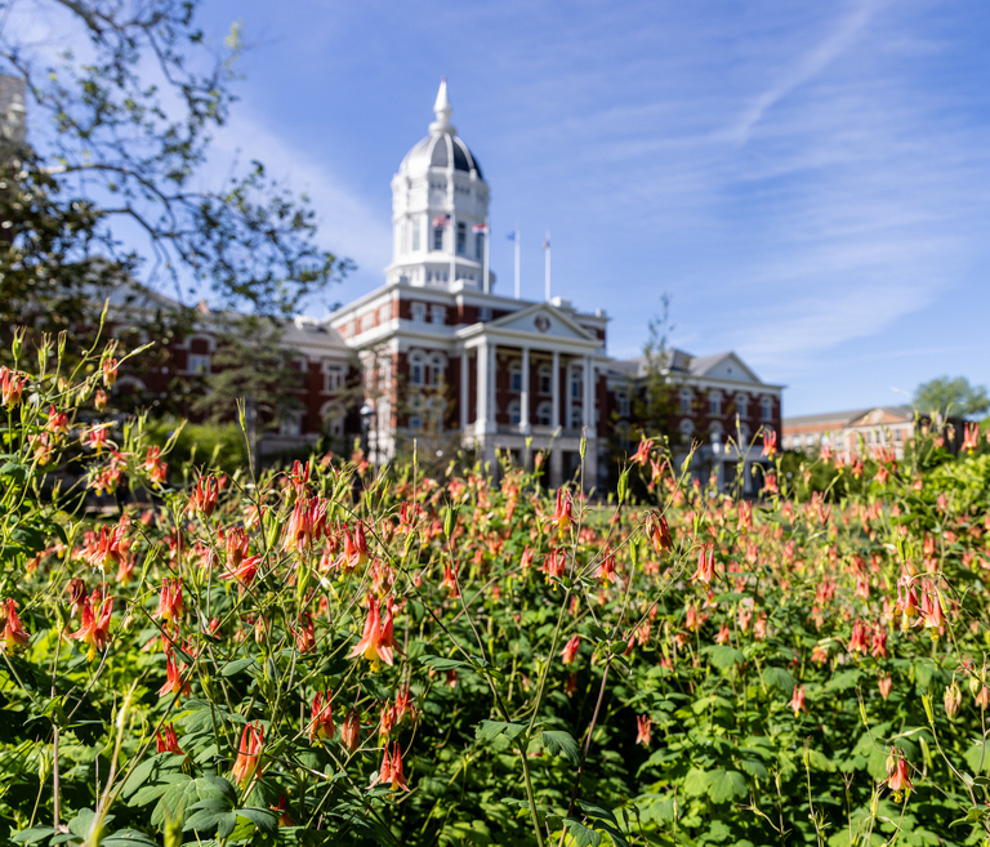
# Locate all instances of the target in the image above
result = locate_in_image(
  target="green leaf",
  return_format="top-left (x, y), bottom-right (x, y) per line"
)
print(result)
top-left (221, 658), bottom-right (255, 676)
top-left (707, 769), bottom-right (748, 803)
top-left (761, 666), bottom-right (796, 695)
top-left (11, 828), bottom-right (57, 845)
top-left (706, 644), bottom-right (745, 670)
top-left (421, 654), bottom-right (470, 671)
top-left (562, 818), bottom-right (602, 847)
top-left (476, 720), bottom-right (527, 742)
top-left (541, 729), bottom-right (581, 765)
top-left (237, 807), bottom-right (279, 834)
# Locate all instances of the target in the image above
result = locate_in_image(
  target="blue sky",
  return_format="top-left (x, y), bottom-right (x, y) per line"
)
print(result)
top-left (15, 0), bottom-right (990, 416)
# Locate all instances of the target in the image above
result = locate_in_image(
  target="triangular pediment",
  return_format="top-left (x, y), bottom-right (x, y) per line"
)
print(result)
top-left (848, 407), bottom-right (913, 427)
top-left (692, 352), bottom-right (762, 384)
top-left (487, 303), bottom-right (596, 341)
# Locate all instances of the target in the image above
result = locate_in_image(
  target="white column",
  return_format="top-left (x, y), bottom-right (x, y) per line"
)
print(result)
top-left (551, 350), bottom-right (561, 429)
top-left (583, 355), bottom-right (594, 430)
top-left (476, 341), bottom-right (488, 433)
top-left (460, 349), bottom-right (469, 431)
top-left (488, 341), bottom-right (497, 426)
top-left (520, 346), bottom-right (530, 433)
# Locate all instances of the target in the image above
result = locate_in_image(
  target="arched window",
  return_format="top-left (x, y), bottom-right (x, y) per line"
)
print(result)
top-left (409, 351), bottom-right (425, 386)
top-left (508, 400), bottom-right (522, 426)
top-left (709, 391), bottom-right (722, 416)
top-left (570, 366), bottom-right (583, 400)
top-left (538, 364), bottom-right (552, 395)
top-left (679, 418), bottom-right (695, 445)
top-left (320, 401), bottom-right (347, 439)
top-left (510, 361), bottom-right (522, 392)
top-left (536, 401), bottom-right (553, 427)
top-left (679, 389), bottom-right (693, 414)
top-left (408, 395), bottom-right (423, 431)
top-left (709, 421), bottom-right (723, 444)
top-left (429, 353), bottom-right (446, 387)
top-left (761, 396), bottom-right (774, 421)
top-left (736, 394), bottom-right (748, 418)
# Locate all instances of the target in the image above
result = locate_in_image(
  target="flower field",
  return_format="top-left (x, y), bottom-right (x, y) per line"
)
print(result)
top-left (2, 334), bottom-right (990, 846)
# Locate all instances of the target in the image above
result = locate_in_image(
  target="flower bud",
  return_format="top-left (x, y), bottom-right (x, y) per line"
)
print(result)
top-left (944, 682), bottom-right (962, 719)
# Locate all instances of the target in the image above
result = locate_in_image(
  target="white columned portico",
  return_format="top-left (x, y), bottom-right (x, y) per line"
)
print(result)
top-left (460, 349), bottom-right (469, 431)
top-left (551, 350), bottom-right (561, 428)
top-left (520, 346), bottom-right (531, 433)
top-left (475, 340), bottom-right (489, 433)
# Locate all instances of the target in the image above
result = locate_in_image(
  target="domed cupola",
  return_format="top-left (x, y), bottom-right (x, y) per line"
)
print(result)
top-left (387, 79), bottom-right (493, 292)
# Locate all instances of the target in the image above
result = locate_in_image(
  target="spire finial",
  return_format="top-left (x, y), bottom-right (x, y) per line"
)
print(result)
top-left (429, 77), bottom-right (455, 136)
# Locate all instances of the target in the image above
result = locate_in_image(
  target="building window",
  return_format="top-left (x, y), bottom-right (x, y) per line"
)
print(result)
top-left (409, 352), bottom-right (425, 386)
top-left (188, 353), bottom-right (211, 375)
top-left (510, 362), bottom-right (522, 392)
top-left (430, 305), bottom-right (446, 325)
top-left (761, 396), bottom-right (773, 421)
top-left (433, 227), bottom-right (444, 251)
top-left (325, 365), bottom-right (344, 393)
top-left (616, 389), bottom-right (630, 418)
top-left (679, 389), bottom-right (692, 414)
top-left (508, 400), bottom-right (522, 426)
top-left (736, 394), bottom-right (748, 418)
top-left (679, 418), bottom-right (695, 444)
top-left (570, 366), bottom-right (583, 400)
top-left (710, 421), bottom-right (723, 444)
top-left (411, 302), bottom-right (427, 322)
top-left (408, 395), bottom-right (423, 431)
top-left (479, 306), bottom-right (492, 322)
top-left (456, 222), bottom-right (467, 255)
top-left (429, 353), bottom-right (445, 387)
top-left (709, 391), bottom-right (721, 416)
top-left (539, 364), bottom-right (552, 395)
top-left (536, 401), bottom-right (553, 426)
top-left (475, 232), bottom-right (484, 260)
top-left (411, 217), bottom-right (421, 251)
top-left (569, 405), bottom-right (582, 429)
top-left (279, 410), bottom-right (303, 436)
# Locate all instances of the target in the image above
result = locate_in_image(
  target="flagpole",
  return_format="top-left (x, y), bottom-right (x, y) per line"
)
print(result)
top-left (483, 216), bottom-right (490, 294)
top-left (449, 178), bottom-right (456, 285)
top-left (543, 230), bottom-right (551, 302)
top-left (514, 225), bottom-right (520, 300)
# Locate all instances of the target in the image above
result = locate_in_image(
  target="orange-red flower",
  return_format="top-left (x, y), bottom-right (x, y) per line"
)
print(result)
top-left (548, 488), bottom-right (573, 534)
top-left (309, 690), bottom-right (335, 743)
top-left (348, 596), bottom-right (395, 669)
top-left (156, 724), bottom-right (185, 755)
top-left (885, 748), bottom-right (912, 793)
top-left (635, 715), bottom-right (652, 747)
top-left (645, 510), bottom-right (673, 555)
top-left (789, 684), bottom-right (806, 715)
top-left (232, 722), bottom-right (264, 788)
top-left (631, 437), bottom-right (653, 466)
top-left (368, 742), bottom-right (409, 792)
top-left (560, 634), bottom-right (581, 666)
top-left (2, 599), bottom-right (30, 652)
top-left (158, 651), bottom-right (191, 699)
top-left (70, 592), bottom-right (114, 660)
top-left (693, 543), bottom-right (715, 585)
top-left (340, 709), bottom-right (361, 753)
top-left (154, 578), bottom-right (184, 625)
top-left (0, 366), bottom-right (27, 407)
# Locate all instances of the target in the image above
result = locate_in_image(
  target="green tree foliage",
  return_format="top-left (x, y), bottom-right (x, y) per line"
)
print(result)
top-left (913, 375), bottom-right (989, 420)
top-left (0, 1), bottom-right (348, 345)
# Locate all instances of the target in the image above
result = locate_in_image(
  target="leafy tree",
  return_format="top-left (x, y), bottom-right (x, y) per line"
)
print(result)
top-left (914, 376), bottom-right (990, 420)
top-left (0, 1), bottom-right (348, 349)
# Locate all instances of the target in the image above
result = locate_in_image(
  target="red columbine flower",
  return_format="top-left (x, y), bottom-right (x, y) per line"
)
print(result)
top-left (878, 672), bottom-right (893, 701)
top-left (631, 437), bottom-right (653, 466)
top-left (439, 562), bottom-right (459, 597)
top-left (156, 724), bottom-right (185, 755)
top-left (543, 548), bottom-right (566, 582)
top-left (761, 428), bottom-right (777, 459)
top-left (283, 496), bottom-right (327, 553)
top-left (962, 423), bottom-right (980, 454)
top-left (102, 357), bottom-right (118, 387)
top-left (885, 748), bottom-right (912, 793)
top-left (340, 709), bottom-right (361, 753)
top-left (0, 367), bottom-right (27, 407)
top-left (46, 405), bottom-right (69, 437)
top-left (232, 722), bottom-right (264, 788)
top-left (2, 599), bottom-right (30, 652)
top-left (309, 690), bottom-right (335, 743)
top-left (295, 613), bottom-right (316, 653)
top-left (560, 634), bottom-right (581, 666)
top-left (70, 591), bottom-right (114, 660)
top-left (368, 742), bottom-right (409, 792)
top-left (789, 684), bottom-right (806, 715)
top-left (154, 578), bottom-right (184, 625)
top-left (347, 596), bottom-right (395, 669)
top-left (693, 543), bottom-right (715, 585)
top-left (635, 715), bottom-right (652, 747)
top-left (340, 522), bottom-right (369, 571)
top-left (143, 446), bottom-right (168, 485)
top-left (548, 488), bottom-right (574, 534)
top-left (221, 554), bottom-right (261, 589)
top-left (645, 510), bottom-right (673, 555)
top-left (920, 581), bottom-right (945, 633)
top-left (188, 475), bottom-right (220, 518)
top-left (158, 651), bottom-right (190, 699)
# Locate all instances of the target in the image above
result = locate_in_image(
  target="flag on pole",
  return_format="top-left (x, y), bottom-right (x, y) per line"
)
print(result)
top-left (432, 214), bottom-right (451, 228)
top-left (506, 231), bottom-right (516, 241)
top-left (472, 223), bottom-right (488, 233)
top-left (542, 236), bottom-right (550, 249)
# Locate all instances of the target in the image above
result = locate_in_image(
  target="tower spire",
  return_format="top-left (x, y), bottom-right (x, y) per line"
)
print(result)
top-left (429, 77), bottom-right (455, 136)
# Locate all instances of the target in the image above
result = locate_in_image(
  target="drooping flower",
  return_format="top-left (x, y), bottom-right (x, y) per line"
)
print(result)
top-left (340, 522), bottom-right (370, 571)
top-left (0, 366), bottom-right (27, 407)
top-left (789, 684), bottom-right (806, 715)
top-left (368, 742), bottom-right (409, 792)
top-left (944, 682), bottom-right (962, 718)
top-left (309, 690), bottom-right (335, 743)
top-left (154, 578), bottom-right (184, 625)
top-left (693, 543), bottom-right (715, 585)
top-left (347, 596), bottom-right (395, 669)
top-left (232, 722), bottom-right (265, 788)
top-left (158, 651), bottom-right (190, 699)
top-left (761, 428), bottom-right (777, 460)
top-left (188, 475), bottom-right (220, 518)
top-left (102, 356), bottom-right (118, 387)
top-left (2, 599), bottom-right (30, 652)
top-left (645, 510), bottom-right (673, 555)
top-left (885, 748), bottom-right (912, 793)
top-left (878, 672), bottom-right (893, 701)
top-left (635, 715), bottom-right (652, 747)
top-left (560, 634), bottom-right (581, 666)
top-left (70, 592), bottom-right (114, 660)
top-left (340, 709), bottom-right (361, 753)
top-left (439, 562), bottom-right (460, 597)
top-left (548, 488), bottom-right (573, 534)
top-left (156, 724), bottom-right (185, 755)
top-left (631, 437), bottom-right (653, 466)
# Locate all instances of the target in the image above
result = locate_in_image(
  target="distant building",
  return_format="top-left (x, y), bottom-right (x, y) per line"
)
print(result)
top-left (783, 406), bottom-right (917, 460)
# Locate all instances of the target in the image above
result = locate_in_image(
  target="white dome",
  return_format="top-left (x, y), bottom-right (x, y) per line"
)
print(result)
top-left (397, 79), bottom-right (483, 179)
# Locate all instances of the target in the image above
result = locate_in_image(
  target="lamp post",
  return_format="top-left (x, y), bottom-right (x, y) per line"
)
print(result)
top-left (359, 402), bottom-right (375, 473)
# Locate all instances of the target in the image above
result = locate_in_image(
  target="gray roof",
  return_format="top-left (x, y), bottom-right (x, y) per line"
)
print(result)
top-left (783, 405), bottom-right (913, 427)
